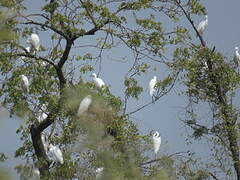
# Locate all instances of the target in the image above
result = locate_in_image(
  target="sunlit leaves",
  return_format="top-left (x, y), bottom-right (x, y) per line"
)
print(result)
top-left (189, 0), bottom-right (206, 15)
top-left (0, 0), bottom-right (16, 8)
top-left (124, 78), bottom-right (143, 99)
top-left (41, 1), bottom-right (59, 14)
top-left (80, 64), bottom-right (94, 74)
top-left (136, 18), bottom-right (162, 31)
top-left (119, 0), bottom-right (154, 11)
top-left (127, 32), bottom-right (142, 47)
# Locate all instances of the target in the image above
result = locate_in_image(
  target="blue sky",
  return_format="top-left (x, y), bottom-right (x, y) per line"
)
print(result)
top-left (1, 0), bottom-right (240, 178)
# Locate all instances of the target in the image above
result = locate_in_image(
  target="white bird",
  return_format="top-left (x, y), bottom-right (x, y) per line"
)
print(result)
top-left (27, 33), bottom-right (40, 52)
top-left (20, 74), bottom-right (29, 92)
top-left (37, 112), bottom-right (47, 122)
top-left (197, 15), bottom-right (208, 35)
top-left (91, 73), bottom-right (105, 88)
top-left (25, 46), bottom-right (31, 53)
top-left (234, 47), bottom-right (240, 66)
top-left (202, 61), bottom-right (208, 70)
top-left (96, 167), bottom-right (104, 179)
top-left (152, 131), bottom-right (161, 154)
top-left (48, 144), bottom-right (64, 164)
top-left (149, 76), bottom-right (157, 98)
top-left (37, 104), bottom-right (48, 123)
top-left (77, 95), bottom-right (92, 116)
top-left (40, 132), bottom-right (49, 154)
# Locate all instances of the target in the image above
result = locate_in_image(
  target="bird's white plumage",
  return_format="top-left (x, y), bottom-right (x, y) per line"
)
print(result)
top-left (235, 47), bottom-right (240, 65)
top-left (77, 95), bottom-right (92, 116)
top-left (149, 76), bottom-right (157, 97)
top-left (41, 132), bottom-right (49, 154)
top-left (25, 46), bottom-right (30, 53)
top-left (91, 73), bottom-right (105, 88)
top-left (48, 144), bottom-right (64, 164)
top-left (37, 104), bottom-right (48, 122)
top-left (20, 74), bottom-right (29, 92)
top-left (203, 61), bottom-right (208, 70)
top-left (96, 167), bottom-right (104, 179)
top-left (197, 15), bottom-right (208, 35)
top-left (37, 113), bottom-right (47, 122)
top-left (21, 47), bottom-right (31, 61)
top-left (152, 131), bottom-right (161, 154)
top-left (27, 33), bottom-right (40, 52)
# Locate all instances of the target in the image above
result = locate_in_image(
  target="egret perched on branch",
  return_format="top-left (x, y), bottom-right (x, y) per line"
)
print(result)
top-left (91, 73), bottom-right (105, 88)
top-left (20, 75), bottom-right (29, 92)
top-left (25, 46), bottom-right (30, 53)
top-left (152, 131), bottom-right (161, 154)
top-left (234, 47), bottom-right (240, 66)
top-left (48, 144), bottom-right (64, 164)
top-left (41, 132), bottom-right (49, 154)
top-left (149, 76), bottom-right (157, 99)
top-left (27, 33), bottom-right (40, 52)
top-left (37, 104), bottom-right (48, 123)
top-left (77, 95), bottom-right (92, 116)
top-left (197, 15), bottom-right (208, 35)
top-left (96, 167), bottom-right (104, 179)
top-left (21, 47), bottom-right (31, 61)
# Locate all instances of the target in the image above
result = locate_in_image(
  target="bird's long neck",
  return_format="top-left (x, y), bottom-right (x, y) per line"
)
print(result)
top-left (236, 50), bottom-right (240, 56)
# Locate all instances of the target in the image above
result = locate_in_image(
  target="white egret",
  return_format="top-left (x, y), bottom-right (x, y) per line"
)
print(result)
top-left (25, 46), bottom-right (30, 53)
top-left (37, 112), bottom-right (47, 122)
top-left (77, 95), bottom-right (92, 116)
top-left (21, 47), bottom-right (31, 61)
top-left (202, 61), bottom-right (208, 70)
top-left (149, 76), bottom-right (157, 98)
top-left (37, 104), bottom-right (48, 123)
top-left (91, 73), bottom-right (105, 88)
top-left (27, 33), bottom-right (40, 52)
top-left (96, 167), bottom-right (104, 179)
top-left (234, 47), bottom-right (240, 66)
top-left (20, 74), bottom-right (29, 92)
top-left (197, 15), bottom-right (208, 35)
top-left (152, 131), bottom-right (161, 154)
top-left (48, 144), bottom-right (64, 164)
top-left (41, 132), bottom-right (49, 154)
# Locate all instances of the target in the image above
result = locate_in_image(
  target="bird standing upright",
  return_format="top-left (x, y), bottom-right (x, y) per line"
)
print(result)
top-left (197, 15), bottom-right (208, 35)
top-left (91, 73), bottom-right (105, 88)
top-left (149, 76), bottom-right (157, 100)
top-left (152, 131), bottom-right (161, 155)
top-left (234, 47), bottom-right (240, 66)
top-left (77, 95), bottom-right (92, 116)
top-left (48, 144), bottom-right (64, 164)
top-left (27, 33), bottom-right (40, 53)
top-left (20, 75), bottom-right (29, 92)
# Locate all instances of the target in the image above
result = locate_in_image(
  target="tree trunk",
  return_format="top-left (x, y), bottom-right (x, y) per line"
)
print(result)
top-left (30, 126), bottom-right (50, 178)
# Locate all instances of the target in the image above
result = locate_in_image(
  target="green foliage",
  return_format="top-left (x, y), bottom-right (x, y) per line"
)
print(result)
top-left (124, 78), bottom-right (143, 99)
top-left (189, 0), bottom-right (206, 15)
